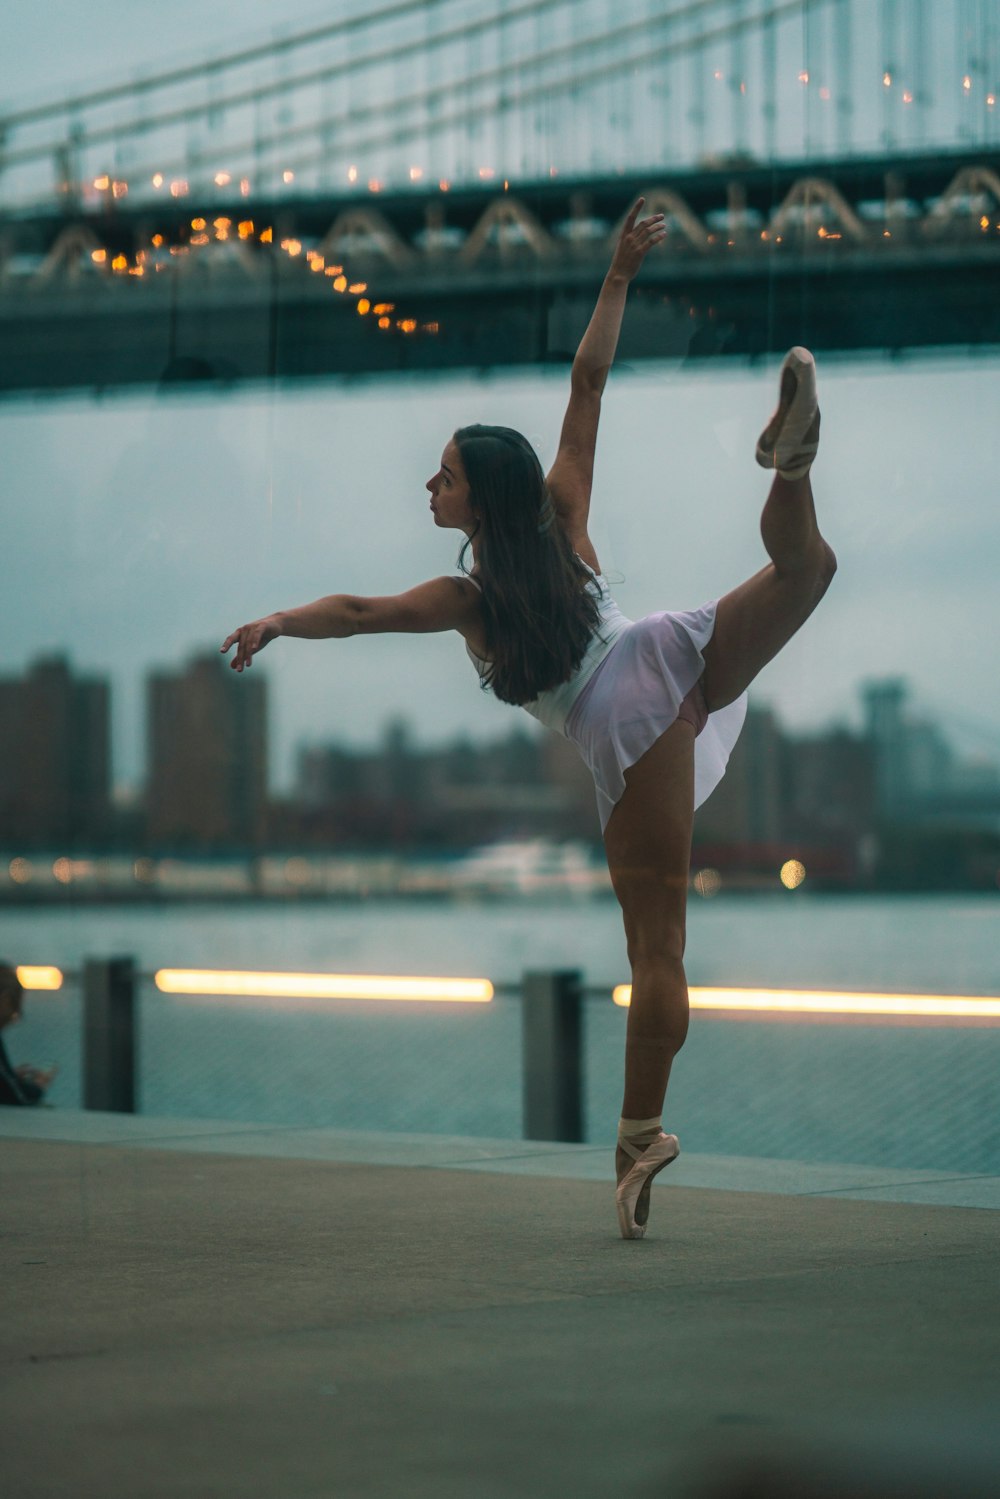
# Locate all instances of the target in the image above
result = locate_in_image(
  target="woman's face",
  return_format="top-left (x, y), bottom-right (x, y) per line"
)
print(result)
top-left (426, 439), bottom-right (477, 533)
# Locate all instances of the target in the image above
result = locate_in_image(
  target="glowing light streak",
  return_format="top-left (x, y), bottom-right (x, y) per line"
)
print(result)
top-left (154, 969), bottom-right (493, 1004)
top-left (347, 166), bottom-right (358, 183)
top-left (612, 987), bottom-right (1000, 1020)
top-left (357, 298), bottom-right (371, 314)
top-left (17, 967), bottom-right (63, 991)
top-left (348, 281), bottom-right (367, 294)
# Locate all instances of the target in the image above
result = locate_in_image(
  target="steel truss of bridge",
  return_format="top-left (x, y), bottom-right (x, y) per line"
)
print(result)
top-left (1, 150), bottom-right (999, 395)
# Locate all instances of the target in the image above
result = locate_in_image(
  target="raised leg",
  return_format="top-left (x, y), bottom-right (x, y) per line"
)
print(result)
top-left (701, 470), bottom-right (837, 713)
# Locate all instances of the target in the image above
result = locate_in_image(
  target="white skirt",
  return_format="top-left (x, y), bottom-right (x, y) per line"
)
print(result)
top-left (563, 602), bottom-right (748, 832)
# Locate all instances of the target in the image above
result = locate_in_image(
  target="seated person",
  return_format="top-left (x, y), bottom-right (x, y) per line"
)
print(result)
top-left (0, 961), bottom-right (58, 1106)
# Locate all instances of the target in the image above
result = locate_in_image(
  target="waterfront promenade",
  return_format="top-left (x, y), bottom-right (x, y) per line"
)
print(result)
top-left (4, 1109), bottom-right (999, 1498)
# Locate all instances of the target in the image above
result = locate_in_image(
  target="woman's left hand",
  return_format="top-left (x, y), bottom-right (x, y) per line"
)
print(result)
top-left (221, 614), bottom-right (282, 672)
top-left (608, 197), bottom-right (667, 281)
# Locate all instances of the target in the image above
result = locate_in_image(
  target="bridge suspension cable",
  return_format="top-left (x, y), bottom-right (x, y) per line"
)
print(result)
top-left (0, 0), bottom-right (478, 128)
top-left (21, 0), bottom-right (837, 199)
top-left (0, 0), bottom-right (577, 169)
top-left (260, 0), bottom-right (838, 186)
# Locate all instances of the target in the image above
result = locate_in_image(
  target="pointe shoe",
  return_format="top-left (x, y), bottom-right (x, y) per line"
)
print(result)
top-left (755, 346), bottom-right (820, 481)
top-left (615, 1131), bottom-right (680, 1240)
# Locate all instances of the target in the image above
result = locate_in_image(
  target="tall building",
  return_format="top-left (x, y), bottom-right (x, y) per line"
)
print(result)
top-left (693, 703), bottom-right (785, 846)
top-left (0, 656), bottom-right (110, 846)
top-left (146, 653), bottom-right (267, 848)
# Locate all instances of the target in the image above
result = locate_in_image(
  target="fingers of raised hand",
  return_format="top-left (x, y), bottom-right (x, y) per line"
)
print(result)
top-left (638, 213), bottom-right (666, 241)
top-left (623, 196), bottom-right (645, 233)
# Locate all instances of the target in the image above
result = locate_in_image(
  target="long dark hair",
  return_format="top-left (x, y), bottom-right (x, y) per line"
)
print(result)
top-left (454, 424), bottom-right (602, 706)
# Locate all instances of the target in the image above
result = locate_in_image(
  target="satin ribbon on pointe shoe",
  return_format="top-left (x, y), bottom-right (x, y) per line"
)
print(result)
top-left (615, 1131), bottom-right (680, 1240)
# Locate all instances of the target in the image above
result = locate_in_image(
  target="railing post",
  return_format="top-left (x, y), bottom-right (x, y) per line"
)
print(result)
top-left (521, 970), bottom-right (583, 1143)
top-left (83, 956), bottom-right (137, 1113)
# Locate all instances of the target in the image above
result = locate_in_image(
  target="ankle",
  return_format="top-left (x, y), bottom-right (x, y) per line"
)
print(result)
top-left (618, 1114), bottom-right (662, 1143)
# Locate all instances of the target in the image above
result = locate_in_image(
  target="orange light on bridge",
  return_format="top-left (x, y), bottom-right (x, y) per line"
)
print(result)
top-left (214, 171), bottom-right (231, 187)
top-left (91, 249), bottom-right (107, 264)
top-left (357, 298), bottom-right (371, 314)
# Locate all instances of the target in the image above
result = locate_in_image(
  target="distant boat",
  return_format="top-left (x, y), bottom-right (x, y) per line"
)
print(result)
top-left (453, 839), bottom-right (603, 897)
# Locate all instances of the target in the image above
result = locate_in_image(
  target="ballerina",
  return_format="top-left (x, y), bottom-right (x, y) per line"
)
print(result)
top-left (221, 198), bottom-right (836, 1239)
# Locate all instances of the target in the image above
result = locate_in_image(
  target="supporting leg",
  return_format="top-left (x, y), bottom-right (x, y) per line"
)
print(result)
top-left (603, 719), bottom-right (695, 1222)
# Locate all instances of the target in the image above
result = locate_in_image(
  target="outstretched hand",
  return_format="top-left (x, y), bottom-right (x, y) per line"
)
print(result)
top-left (220, 615), bottom-right (281, 672)
top-left (608, 197), bottom-right (666, 281)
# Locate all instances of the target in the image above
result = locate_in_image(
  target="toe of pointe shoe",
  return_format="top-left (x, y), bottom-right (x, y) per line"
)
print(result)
top-left (755, 347), bottom-right (819, 477)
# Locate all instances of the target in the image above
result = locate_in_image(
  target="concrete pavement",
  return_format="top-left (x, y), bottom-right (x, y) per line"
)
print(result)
top-left (3, 1111), bottom-right (999, 1498)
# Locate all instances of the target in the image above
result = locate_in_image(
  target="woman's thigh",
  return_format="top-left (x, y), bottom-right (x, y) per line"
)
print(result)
top-left (701, 558), bottom-right (834, 713)
top-left (603, 719), bottom-right (696, 957)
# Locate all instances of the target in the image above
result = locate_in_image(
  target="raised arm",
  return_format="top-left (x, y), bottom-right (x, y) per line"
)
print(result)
top-left (221, 576), bottom-right (480, 672)
top-left (546, 198), bottom-right (666, 551)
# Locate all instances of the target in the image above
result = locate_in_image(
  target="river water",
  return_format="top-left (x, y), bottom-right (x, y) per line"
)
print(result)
top-left (4, 893), bottom-right (998, 1173)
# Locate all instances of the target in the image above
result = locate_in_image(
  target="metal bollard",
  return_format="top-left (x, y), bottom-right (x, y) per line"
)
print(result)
top-left (83, 956), bottom-right (137, 1113)
top-left (521, 970), bottom-right (583, 1143)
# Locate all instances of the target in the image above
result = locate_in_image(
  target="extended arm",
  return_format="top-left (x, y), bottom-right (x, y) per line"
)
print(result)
top-left (221, 576), bottom-right (479, 671)
top-left (546, 198), bottom-right (666, 536)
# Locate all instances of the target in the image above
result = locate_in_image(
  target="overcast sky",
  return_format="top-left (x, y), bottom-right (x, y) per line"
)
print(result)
top-left (2, 3), bottom-right (998, 792)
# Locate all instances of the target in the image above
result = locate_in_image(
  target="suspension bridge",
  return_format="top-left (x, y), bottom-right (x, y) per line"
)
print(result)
top-left (1, 0), bottom-right (999, 393)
